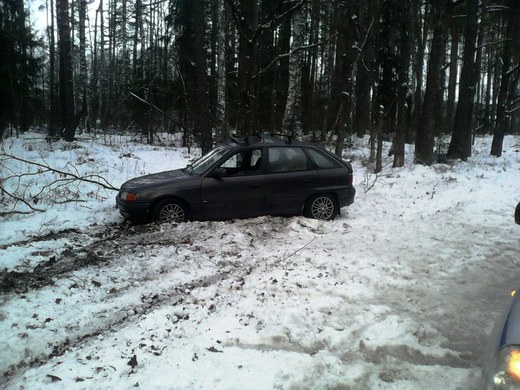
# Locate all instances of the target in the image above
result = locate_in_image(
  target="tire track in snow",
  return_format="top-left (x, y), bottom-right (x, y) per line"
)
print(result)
top-left (1, 217), bottom-right (290, 386)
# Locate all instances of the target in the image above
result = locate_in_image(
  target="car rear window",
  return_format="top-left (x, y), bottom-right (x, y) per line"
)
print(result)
top-left (307, 148), bottom-right (342, 169)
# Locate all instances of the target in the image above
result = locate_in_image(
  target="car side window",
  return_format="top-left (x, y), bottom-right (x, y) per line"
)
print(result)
top-left (266, 147), bottom-right (311, 173)
top-left (307, 148), bottom-right (342, 169)
top-left (219, 148), bottom-right (263, 176)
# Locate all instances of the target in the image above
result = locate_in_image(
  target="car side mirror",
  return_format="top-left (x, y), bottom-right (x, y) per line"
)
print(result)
top-left (210, 167), bottom-right (226, 179)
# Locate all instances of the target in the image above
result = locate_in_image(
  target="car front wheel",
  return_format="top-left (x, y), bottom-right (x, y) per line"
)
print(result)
top-left (153, 199), bottom-right (188, 223)
top-left (304, 194), bottom-right (338, 220)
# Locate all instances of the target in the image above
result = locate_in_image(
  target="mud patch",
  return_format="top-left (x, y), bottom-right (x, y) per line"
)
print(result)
top-left (0, 247), bottom-right (108, 293)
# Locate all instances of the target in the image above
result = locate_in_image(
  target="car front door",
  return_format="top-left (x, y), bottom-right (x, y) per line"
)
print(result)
top-left (200, 148), bottom-right (265, 220)
top-left (263, 146), bottom-right (318, 216)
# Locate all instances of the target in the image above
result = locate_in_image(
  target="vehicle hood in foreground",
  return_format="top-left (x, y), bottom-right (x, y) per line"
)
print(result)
top-left (497, 291), bottom-right (520, 348)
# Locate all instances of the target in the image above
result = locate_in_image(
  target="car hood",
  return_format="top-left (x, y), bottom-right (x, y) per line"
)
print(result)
top-left (497, 291), bottom-right (520, 348)
top-left (121, 169), bottom-right (192, 190)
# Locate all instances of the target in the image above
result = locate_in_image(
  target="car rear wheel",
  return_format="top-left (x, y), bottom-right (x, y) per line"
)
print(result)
top-left (304, 194), bottom-right (338, 220)
top-left (153, 199), bottom-right (188, 223)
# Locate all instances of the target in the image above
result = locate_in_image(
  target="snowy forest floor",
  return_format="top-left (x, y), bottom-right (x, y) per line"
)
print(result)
top-left (0, 132), bottom-right (519, 389)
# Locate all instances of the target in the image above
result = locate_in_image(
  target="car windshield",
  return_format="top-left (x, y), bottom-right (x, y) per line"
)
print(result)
top-left (185, 146), bottom-right (229, 175)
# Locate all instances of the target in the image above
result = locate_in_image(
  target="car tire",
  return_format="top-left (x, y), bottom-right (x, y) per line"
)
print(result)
top-left (516, 202), bottom-right (520, 225)
top-left (304, 194), bottom-right (338, 220)
top-left (153, 199), bottom-right (188, 223)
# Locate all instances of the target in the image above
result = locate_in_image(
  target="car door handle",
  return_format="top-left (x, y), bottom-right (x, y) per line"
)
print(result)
top-left (252, 185), bottom-right (263, 189)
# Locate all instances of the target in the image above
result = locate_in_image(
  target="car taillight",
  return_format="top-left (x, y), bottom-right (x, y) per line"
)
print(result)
top-left (347, 173), bottom-right (353, 185)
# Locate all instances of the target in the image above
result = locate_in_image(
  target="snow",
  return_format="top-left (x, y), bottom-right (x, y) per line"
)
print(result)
top-left (1, 131), bottom-right (519, 389)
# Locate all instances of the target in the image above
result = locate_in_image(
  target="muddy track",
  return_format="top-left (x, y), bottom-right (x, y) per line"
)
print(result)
top-left (0, 222), bottom-right (166, 293)
top-left (0, 216), bottom-right (290, 386)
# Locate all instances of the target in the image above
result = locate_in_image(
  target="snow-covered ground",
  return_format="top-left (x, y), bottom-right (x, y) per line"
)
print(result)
top-left (0, 131), bottom-right (519, 389)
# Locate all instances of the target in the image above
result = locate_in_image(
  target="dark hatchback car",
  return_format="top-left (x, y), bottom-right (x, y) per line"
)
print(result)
top-left (116, 134), bottom-right (355, 223)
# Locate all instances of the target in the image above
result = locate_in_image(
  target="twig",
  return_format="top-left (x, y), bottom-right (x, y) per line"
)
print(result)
top-left (281, 236), bottom-right (318, 262)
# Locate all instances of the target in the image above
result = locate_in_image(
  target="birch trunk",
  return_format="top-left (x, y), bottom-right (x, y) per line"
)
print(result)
top-left (281, 5), bottom-right (304, 136)
top-left (216, 0), bottom-right (227, 139)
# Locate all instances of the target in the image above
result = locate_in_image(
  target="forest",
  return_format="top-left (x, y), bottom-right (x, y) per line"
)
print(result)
top-left (1, 0), bottom-right (519, 168)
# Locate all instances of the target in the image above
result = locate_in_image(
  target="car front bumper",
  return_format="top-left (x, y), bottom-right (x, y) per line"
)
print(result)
top-left (116, 196), bottom-right (150, 222)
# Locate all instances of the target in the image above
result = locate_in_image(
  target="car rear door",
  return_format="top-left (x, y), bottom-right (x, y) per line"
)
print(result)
top-left (200, 148), bottom-right (265, 220)
top-left (263, 146), bottom-right (318, 216)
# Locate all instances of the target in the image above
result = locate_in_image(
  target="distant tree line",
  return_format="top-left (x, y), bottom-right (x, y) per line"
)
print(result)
top-left (1, 0), bottom-right (519, 166)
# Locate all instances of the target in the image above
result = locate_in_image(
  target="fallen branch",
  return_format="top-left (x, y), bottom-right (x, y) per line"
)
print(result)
top-left (0, 152), bottom-right (118, 216)
top-left (0, 184), bottom-right (45, 212)
top-left (1, 153), bottom-right (118, 191)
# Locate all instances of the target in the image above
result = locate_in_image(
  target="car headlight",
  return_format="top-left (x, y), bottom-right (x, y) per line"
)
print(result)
top-left (488, 346), bottom-right (520, 389)
top-left (121, 192), bottom-right (137, 201)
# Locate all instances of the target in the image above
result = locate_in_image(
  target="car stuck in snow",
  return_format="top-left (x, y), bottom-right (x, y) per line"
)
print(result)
top-left (116, 134), bottom-right (355, 223)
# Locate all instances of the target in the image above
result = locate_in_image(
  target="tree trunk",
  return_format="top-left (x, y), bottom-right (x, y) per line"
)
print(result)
top-left (281, 3), bottom-right (304, 136)
top-left (446, 23), bottom-right (459, 131)
top-left (47, 0), bottom-right (60, 139)
top-left (78, 0), bottom-right (88, 126)
top-left (216, 0), bottom-right (227, 140)
top-left (193, 0), bottom-right (212, 153)
top-left (415, 4), bottom-right (447, 165)
top-left (491, 0), bottom-right (520, 157)
top-left (56, 0), bottom-right (76, 141)
top-left (447, 0), bottom-right (479, 161)
top-left (353, 1), bottom-right (376, 138)
top-left (393, 0), bottom-right (412, 168)
top-left (235, 0), bottom-right (258, 135)
top-left (410, 1), bottom-right (427, 139)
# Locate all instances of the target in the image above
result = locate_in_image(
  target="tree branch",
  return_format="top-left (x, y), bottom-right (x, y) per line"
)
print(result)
top-left (0, 183), bottom-right (45, 213)
top-left (1, 153), bottom-right (118, 191)
top-left (253, 34), bottom-right (337, 80)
